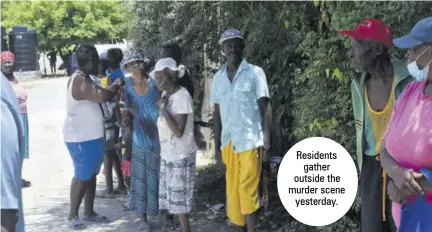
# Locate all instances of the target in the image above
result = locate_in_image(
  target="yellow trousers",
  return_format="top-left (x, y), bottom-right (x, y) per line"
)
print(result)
top-left (222, 142), bottom-right (262, 226)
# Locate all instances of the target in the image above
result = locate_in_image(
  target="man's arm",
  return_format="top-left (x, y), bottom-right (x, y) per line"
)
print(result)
top-left (254, 67), bottom-right (272, 151)
top-left (258, 98), bottom-right (272, 150)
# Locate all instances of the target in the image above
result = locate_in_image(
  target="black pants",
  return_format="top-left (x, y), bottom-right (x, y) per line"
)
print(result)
top-left (1, 209), bottom-right (18, 232)
top-left (360, 155), bottom-right (397, 232)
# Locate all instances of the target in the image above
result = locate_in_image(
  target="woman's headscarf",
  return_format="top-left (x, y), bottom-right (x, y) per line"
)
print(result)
top-left (0, 51), bottom-right (15, 63)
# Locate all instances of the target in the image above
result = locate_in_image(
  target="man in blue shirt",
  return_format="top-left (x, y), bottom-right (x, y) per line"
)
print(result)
top-left (1, 73), bottom-right (25, 232)
top-left (211, 29), bottom-right (273, 232)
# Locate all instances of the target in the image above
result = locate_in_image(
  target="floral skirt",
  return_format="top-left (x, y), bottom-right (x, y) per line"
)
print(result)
top-left (159, 152), bottom-right (196, 214)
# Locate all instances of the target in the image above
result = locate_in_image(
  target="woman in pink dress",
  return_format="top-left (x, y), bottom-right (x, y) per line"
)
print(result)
top-left (380, 17), bottom-right (432, 229)
top-left (0, 51), bottom-right (31, 188)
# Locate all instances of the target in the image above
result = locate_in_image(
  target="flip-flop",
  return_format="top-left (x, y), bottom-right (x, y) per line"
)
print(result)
top-left (68, 219), bottom-right (87, 230)
top-left (83, 214), bottom-right (110, 223)
top-left (139, 222), bottom-right (151, 232)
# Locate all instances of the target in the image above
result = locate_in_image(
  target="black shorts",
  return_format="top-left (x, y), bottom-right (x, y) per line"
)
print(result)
top-left (50, 62), bottom-right (56, 68)
top-left (360, 155), bottom-right (397, 232)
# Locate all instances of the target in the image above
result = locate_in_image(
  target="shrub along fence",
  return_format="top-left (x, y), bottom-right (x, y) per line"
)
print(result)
top-left (129, 1), bottom-right (432, 231)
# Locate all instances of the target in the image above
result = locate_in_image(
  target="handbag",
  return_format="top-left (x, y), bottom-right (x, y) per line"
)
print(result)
top-left (398, 168), bottom-right (432, 232)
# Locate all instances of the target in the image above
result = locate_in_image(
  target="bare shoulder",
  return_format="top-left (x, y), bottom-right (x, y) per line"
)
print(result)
top-left (70, 71), bottom-right (88, 100)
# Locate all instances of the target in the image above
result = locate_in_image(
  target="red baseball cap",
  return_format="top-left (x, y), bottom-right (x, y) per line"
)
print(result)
top-left (339, 18), bottom-right (393, 49)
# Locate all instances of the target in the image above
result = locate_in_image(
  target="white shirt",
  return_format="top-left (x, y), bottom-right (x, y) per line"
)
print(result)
top-left (157, 87), bottom-right (197, 162)
top-left (63, 71), bottom-right (104, 142)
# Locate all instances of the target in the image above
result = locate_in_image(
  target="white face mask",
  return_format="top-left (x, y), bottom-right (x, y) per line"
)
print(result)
top-left (407, 46), bottom-right (432, 81)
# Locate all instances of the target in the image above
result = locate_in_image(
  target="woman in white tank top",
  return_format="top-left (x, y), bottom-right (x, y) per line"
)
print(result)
top-left (62, 45), bottom-right (124, 230)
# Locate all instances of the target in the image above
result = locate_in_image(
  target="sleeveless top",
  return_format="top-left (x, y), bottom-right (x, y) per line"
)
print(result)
top-left (63, 71), bottom-right (104, 143)
top-left (364, 79), bottom-right (395, 155)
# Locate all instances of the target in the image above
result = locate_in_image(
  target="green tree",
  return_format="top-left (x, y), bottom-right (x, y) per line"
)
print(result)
top-left (1, 0), bottom-right (129, 52)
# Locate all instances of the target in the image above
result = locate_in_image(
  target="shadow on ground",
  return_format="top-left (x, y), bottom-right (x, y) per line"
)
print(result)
top-left (25, 165), bottom-right (233, 232)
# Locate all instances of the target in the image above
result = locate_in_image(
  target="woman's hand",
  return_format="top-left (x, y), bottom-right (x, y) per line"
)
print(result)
top-left (392, 167), bottom-right (424, 196)
top-left (107, 78), bottom-right (124, 93)
top-left (157, 95), bottom-right (169, 110)
top-left (388, 180), bottom-right (410, 203)
top-left (19, 95), bottom-right (27, 102)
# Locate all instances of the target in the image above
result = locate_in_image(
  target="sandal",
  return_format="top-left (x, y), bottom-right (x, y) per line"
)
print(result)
top-left (68, 219), bottom-right (87, 230)
top-left (139, 222), bottom-right (151, 232)
top-left (83, 214), bottom-right (110, 223)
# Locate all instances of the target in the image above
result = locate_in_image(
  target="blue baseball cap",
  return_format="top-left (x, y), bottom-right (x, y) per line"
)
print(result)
top-left (393, 17), bottom-right (432, 48)
top-left (218, 29), bottom-right (244, 45)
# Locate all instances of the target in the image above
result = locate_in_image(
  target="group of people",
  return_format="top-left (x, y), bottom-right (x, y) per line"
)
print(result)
top-left (61, 41), bottom-right (202, 231)
top-left (341, 16), bottom-right (432, 231)
top-left (2, 14), bottom-right (431, 232)
top-left (60, 27), bottom-right (273, 232)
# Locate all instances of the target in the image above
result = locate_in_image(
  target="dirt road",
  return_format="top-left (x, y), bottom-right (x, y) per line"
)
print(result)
top-left (21, 77), bottom-right (231, 232)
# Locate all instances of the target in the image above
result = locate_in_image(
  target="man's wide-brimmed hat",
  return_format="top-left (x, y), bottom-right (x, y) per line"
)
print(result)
top-left (121, 47), bottom-right (154, 69)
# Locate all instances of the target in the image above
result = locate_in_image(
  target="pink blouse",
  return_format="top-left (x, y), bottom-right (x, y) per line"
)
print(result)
top-left (9, 77), bottom-right (28, 113)
top-left (383, 80), bottom-right (432, 227)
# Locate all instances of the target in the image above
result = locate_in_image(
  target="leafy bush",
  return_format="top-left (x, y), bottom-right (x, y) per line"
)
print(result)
top-left (129, 1), bottom-right (432, 230)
